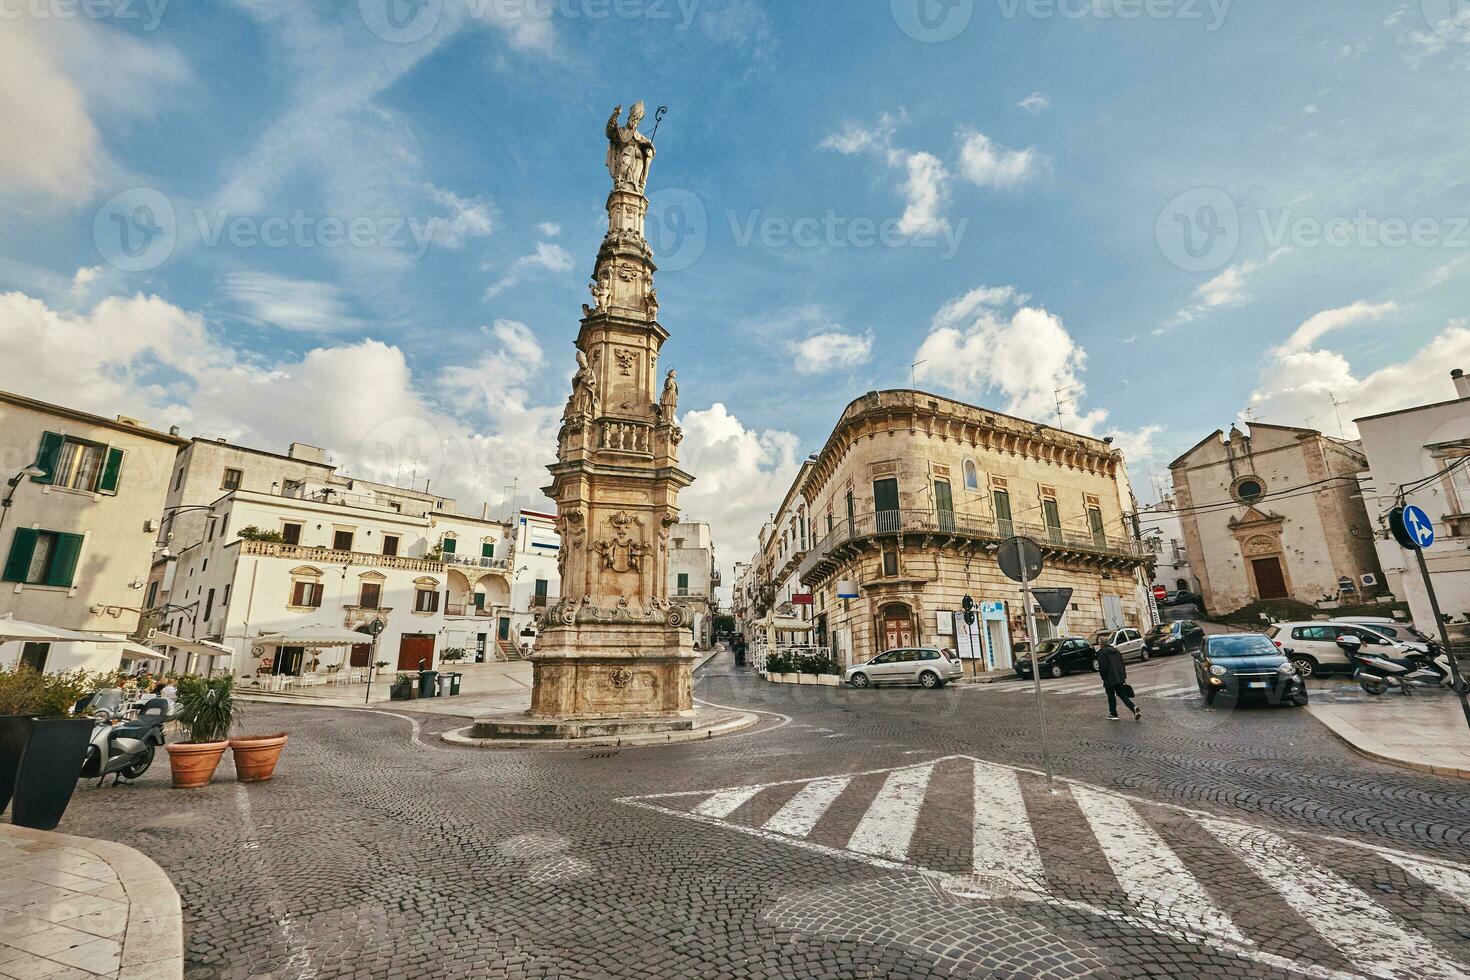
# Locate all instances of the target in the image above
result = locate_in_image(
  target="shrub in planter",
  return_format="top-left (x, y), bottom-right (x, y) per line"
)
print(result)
top-left (10, 670), bottom-right (97, 830)
top-left (389, 673), bottom-right (417, 701)
top-left (167, 675), bottom-right (239, 788)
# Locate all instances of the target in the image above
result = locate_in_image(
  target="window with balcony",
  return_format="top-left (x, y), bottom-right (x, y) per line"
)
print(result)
top-left (481, 541), bottom-right (495, 559)
top-left (282, 522), bottom-right (302, 546)
top-left (383, 535), bottom-right (399, 557)
top-left (333, 529), bottom-right (355, 552)
top-left (533, 578), bottom-right (549, 608)
top-left (934, 479), bottom-right (955, 531)
top-left (677, 573), bottom-right (689, 596)
top-left (993, 490), bottom-right (1013, 537)
top-left (359, 582), bottom-right (382, 609)
top-left (873, 478), bottom-right (899, 532)
top-left (1042, 493), bottom-right (1062, 545)
top-left (441, 536), bottom-right (457, 556)
top-left (1088, 507), bottom-right (1105, 548)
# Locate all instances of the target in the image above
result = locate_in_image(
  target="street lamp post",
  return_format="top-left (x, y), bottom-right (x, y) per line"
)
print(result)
top-left (0, 465), bottom-right (47, 540)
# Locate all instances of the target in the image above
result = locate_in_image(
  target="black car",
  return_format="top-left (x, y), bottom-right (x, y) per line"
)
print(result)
top-left (1143, 620), bottom-right (1205, 657)
top-left (1015, 637), bottom-right (1098, 679)
top-left (1192, 633), bottom-right (1308, 707)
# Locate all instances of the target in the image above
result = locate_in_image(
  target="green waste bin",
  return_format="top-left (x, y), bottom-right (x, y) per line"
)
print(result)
top-left (418, 670), bottom-right (439, 698)
top-left (448, 672), bottom-right (462, 696)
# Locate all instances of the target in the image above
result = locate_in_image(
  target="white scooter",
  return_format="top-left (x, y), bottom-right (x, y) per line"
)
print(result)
top-left (1339, 634), bottom-right (1451, 697)
top-left (78, 697), bottom-right (176, 785)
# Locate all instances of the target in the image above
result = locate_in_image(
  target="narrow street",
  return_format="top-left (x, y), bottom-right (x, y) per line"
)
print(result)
top-left (58, 651), bottom-right (1470, 979)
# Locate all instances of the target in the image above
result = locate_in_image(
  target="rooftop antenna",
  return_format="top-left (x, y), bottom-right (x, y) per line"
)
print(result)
top-left (1330, 393), bottom-right (1349, 438)
top-left (910, 359), bottom-right (927, 389)
top-left (503, 478), bottom-right (519, 521)
top-left (1241, 406), bottom-right (1258, 423)
top-left (1054, 384), bottom-right (1080, 428)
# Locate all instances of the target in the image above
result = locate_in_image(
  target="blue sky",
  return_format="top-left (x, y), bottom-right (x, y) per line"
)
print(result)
top-left (2, 0), bottom-right (1468, 574)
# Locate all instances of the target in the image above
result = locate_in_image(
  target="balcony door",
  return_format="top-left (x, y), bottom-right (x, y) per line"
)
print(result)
top-left (993, 490), bottom-right (1013, 538)
top-left (934, 479), bottom-right (955, 531)
top-left (873, 478), bottom-right (900, 533)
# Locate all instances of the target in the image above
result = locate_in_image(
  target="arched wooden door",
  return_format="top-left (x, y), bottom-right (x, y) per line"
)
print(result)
top-left (880, 604), bottom-right (914, 651)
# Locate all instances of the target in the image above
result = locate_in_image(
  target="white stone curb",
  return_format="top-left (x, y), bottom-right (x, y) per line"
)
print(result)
top-left (440, 711), bottom-right (760, 750)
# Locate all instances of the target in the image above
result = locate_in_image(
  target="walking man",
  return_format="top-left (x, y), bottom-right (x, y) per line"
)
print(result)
top-left (1098, 639), bottom-right (1141, 722)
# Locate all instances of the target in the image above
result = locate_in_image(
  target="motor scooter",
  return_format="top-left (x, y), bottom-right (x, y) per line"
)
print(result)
top-left (79, 697), bottom-right (176, 785)
top-left (1338, 634), bottom-right (1447, 697)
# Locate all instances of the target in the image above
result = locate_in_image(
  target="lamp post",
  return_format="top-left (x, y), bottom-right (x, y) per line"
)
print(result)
top-left (0, 465), bottom-right (47, 540)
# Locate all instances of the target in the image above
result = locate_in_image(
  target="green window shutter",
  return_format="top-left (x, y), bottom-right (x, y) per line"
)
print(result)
top-left (96, 447), bottom-right (125, 494)
top-left (47, 533), bottom-right (84, 588)
top-left (32, 432), bottom-right (63, 484)
top-left (442, 538), bottom-right (456, 554)
top-left (3, 528), bottom-right (39, 582)
top-left (481, 542), bottom-right (494, 558)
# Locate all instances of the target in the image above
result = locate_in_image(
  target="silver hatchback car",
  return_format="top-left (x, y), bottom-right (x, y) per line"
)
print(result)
top-left (845, 648), bottom-right (963, 689)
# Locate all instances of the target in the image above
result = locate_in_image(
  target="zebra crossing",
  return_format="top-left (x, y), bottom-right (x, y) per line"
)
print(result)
top-left (619, 755), bottom-right (1470, 979)
top-left (970, 667), bottom-right (1202, 700)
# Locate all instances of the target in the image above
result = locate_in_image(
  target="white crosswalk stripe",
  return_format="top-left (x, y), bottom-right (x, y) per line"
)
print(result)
top-left (620, 756), bottom-right (1470, 980)
top-left (1201, 820), bottom-right (1466, 980)
top-left (1071, 785), bottom-right (1247, 944)
top-left (761, 775), bottom-right (852, 837)
top-left (971, 760), bottom-right (1044, 892)
top-left (848, 764), bottom-right (933, 860)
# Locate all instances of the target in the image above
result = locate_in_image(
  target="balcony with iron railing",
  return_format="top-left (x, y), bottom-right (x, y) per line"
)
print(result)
top-left (445, 603), bottom-right (497, 618)
top-left (444, 553), bottom-right (514, 574)
top-left (240, 539), bottom-right (443, 573)
top-left (796, 508), bottom-right (1147, 586)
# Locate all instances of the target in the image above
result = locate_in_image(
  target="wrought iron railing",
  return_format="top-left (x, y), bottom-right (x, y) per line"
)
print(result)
top-left (241, 540), bottom-right (443, 573)
top-left (797, 508), bottom-right (1144, 583)
top-left (445, 553), bottom-right (513, 573)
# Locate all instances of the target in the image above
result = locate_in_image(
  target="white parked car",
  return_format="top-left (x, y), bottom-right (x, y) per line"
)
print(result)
top-left (1264, 621), bottom-right (1418, 677)
top-left (1090, 627), bottom-right (1148, 662)
top-left (1331, 617), bottom-right (1437, 655)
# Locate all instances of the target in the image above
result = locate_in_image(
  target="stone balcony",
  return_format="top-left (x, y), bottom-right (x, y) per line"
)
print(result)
top-left (797, 508), bottom-right (1149, 587)
top-left (241, 539), bottom-right (444, 572)
top-left (444, 553), bottom-right (514, 575)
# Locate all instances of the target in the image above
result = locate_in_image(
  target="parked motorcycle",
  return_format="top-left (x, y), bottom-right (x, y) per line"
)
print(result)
top-left (79, 697), bottom-right (176, 785)
top-left (1338, 634), bottom-right (1453, 697)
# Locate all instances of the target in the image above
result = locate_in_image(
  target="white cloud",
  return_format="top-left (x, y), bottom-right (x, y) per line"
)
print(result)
top-left (536, 222), bottom-right (561, 237)
top-left (420, 185), bottom-right (494, 248)
top-left (896, 151), bottom-right (951, 236)
top-left (1277, 300), bottom-right (1398, 354)
top-left (1017, 92), bottom-right (1051, 114)
top-left (0, 21), bottom-right (98, 203)
top-left (820, 116), bottom-right (898, 156)
top-left (956, 130), bottom-right (1049, 188)
top-left (1421, 255), bottom-right (1470, 290)
top-left (1166, 248), bottom-right (1289, 325)
top-left (70, 266), bottom-right (105, 299)
top-left (676, 403), bottom-right (802, 586)
top-left (789, 330), bottom-right (874, 375)
top-left (1302, 104), bottom-right (1319, 115)
top-left (483, 242), bottom-right (575, 300)
top-left (222, 271), bottom-right (362, 333)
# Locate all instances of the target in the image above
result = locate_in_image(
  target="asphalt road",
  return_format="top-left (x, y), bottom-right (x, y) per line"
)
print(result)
top-left (54, 651), bottom-right (1470, 980)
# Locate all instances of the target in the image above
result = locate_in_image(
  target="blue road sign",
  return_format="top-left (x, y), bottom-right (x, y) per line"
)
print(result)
top-left (1403, 505), bottom-right (1435, 549)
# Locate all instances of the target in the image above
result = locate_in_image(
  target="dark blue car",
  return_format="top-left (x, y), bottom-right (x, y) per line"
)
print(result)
top-left (1193, 633), bottom-right (1309, 707)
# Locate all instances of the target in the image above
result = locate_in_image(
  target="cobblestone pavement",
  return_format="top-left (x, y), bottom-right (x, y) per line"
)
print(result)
top-left (53, 653), bottom-right (1470, 980)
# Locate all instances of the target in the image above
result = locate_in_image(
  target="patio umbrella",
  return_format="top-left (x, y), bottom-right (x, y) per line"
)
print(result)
top-left (254, 624), bottom-right (367, 675)
top-left (0, 613), bottom-right (126, 644)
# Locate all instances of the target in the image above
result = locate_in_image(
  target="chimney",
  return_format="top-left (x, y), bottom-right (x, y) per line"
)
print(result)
top-left (1454, 369), bottom-right (1470, 399)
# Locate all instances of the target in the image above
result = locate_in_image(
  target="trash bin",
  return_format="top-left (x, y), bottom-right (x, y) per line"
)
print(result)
top-left (448, 672), bottom-right (462, 696)
top-left (418, 670), bottom-right (439, 698)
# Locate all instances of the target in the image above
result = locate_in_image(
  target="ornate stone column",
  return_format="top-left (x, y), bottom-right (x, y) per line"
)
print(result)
top-left (520, 102), bottom-right (696, 730)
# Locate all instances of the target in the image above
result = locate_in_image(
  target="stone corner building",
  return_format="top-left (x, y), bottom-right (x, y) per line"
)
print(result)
top-left (788, 389), bottom-right (1152, 670)
top-left (1168, 422), bottom-right (1384, 615)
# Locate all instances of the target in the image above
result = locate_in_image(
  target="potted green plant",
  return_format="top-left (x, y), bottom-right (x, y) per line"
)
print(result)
top-left (373, 660), bottom-right (389, 678)
top-left (440, 647), bottom-right (468, 663)
top-left (0, 665), bottom-right (44, 816)
top-left (9, 669), bottom-right (97, 829)
top-left (389, 672), bottom-right (416, 701)
top-left (167, 675), bottom-right (239, 788)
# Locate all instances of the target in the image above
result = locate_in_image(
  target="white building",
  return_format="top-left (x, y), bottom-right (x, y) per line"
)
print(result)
top-left (152, 435), bottom-right (522, 676)
top-left (0, 390), bottom-right (186, 673)
top-left (667, 521), bottom-right (717, 649)
top-left (1356, 370), bottom-right (1470, 630)
top-left (1137, 497), bottom-right (1198, 596)
top-left (509, 509), bottom-right (561, 652)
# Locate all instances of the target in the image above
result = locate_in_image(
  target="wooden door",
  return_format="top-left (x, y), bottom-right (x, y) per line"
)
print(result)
top-left (882, 609), bottom-right (913, 650)
top-left (1252, 557), bottom-right (1288, 599)
top-left (397, 634), bottom-right (435, 670)
top-left (350, 644), bottom-right (371, 668)
top-left (873, 478), bottom-right (900, 532)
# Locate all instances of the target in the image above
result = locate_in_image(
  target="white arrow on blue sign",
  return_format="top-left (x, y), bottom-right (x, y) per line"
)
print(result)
top-left (1403, 504), bottom-right (1435, 549)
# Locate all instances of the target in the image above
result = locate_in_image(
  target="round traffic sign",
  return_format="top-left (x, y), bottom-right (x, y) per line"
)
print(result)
top-left (997, 536), bottom-right (1044, 583)
top-left (1389, 505), bottom-right (1436, 550)
top-left (1152, 585), bottom-right (1168, 600)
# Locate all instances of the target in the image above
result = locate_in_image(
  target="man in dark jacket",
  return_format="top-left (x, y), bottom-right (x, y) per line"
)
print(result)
top-left (1098, 642), bottom-right (1141, 721)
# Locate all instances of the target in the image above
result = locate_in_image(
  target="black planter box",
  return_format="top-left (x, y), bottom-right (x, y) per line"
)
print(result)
top-left (0, 715), bottom-right (35, 816)
top-left (12, 718), bottom-right (94, 831)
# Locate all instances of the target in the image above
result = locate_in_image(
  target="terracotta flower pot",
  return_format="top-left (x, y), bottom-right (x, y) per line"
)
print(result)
top-left (228, 733), bottom-right (288, 783)
top-left (166, 741), bottom-right (229, 788)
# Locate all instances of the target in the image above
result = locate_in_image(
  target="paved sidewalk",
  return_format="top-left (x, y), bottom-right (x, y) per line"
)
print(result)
top-left (238, 660), bottom-right (532, 717)
top-left (1309, 696), bottom-right (1470, 779)
top-left (0, 824), bottom-right (182, 980)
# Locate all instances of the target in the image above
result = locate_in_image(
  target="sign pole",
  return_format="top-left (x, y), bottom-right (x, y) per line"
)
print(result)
top-left (1015, 541), bottom-right (1055, 792)
top-left (1411, 544), bottom-right (1470, 732)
